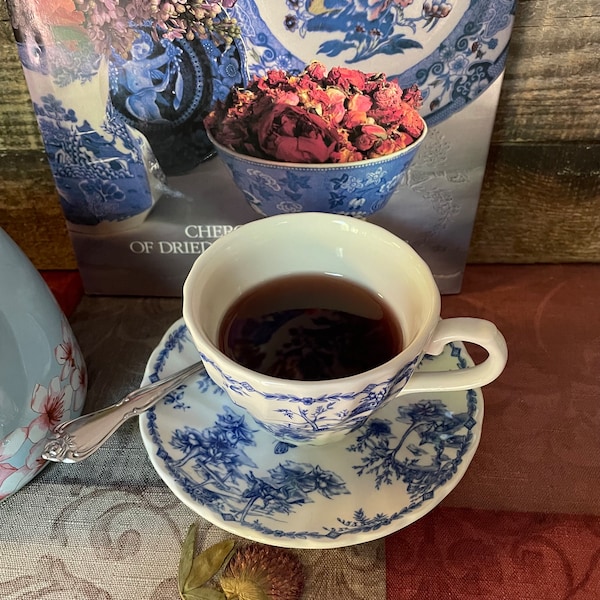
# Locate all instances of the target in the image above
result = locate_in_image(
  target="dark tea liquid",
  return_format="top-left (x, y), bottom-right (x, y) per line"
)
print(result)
top-left (218, 273), bottom-right (403, 380)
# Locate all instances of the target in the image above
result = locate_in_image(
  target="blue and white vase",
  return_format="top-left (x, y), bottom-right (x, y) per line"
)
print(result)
top-left (15, 27), bottom-right (164, 233)
top-left (0, 228), bottom-right (87, 501)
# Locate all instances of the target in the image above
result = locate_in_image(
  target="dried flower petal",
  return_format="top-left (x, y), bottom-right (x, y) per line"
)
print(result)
top-left (220, 576), bottom-right (269, 600)
top-left (205, 61), bottom-right (424, 164)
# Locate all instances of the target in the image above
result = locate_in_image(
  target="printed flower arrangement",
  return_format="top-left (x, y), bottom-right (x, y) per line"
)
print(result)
top-left (204, 60), bottom-right (425, 165)
top-left (72, 0), bottom-right (240, 58)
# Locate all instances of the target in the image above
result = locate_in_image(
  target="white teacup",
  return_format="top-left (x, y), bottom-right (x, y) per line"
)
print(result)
top-left (182, 213), bottom-right (507, 445)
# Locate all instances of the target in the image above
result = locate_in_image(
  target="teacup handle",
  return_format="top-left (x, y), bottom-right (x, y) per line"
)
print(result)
top-left (399, 317), bottom-right (508, 394)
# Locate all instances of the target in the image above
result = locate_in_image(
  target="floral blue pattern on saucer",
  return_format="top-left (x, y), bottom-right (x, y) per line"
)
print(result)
top-left (139, 319), bottom-right (483, 549)
top-left (231, 0), bottom-right (516, 125)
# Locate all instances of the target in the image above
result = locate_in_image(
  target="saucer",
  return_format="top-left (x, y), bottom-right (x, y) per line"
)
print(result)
top-left (139, 319), bottom-right (483, 549)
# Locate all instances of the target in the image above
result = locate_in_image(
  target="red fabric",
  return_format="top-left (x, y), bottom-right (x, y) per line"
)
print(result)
top-left (386, 506), bottom-right (600, 599)
top-left (41, 271), bottom-right (84, 317)
top-left (386, 264), bottom-right (600, 599)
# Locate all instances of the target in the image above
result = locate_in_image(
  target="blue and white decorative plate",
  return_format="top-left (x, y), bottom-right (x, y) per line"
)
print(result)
top-left (139, 318), bottom-right (483, 549)
top-left (231, 0), bottom-right (516, 126)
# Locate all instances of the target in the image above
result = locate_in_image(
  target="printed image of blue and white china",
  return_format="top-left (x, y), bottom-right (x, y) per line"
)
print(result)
top-left (232, 0), bottom-right (516, 125)
top-left (208, 123), bottom-right (427, 217)
top-left (14, 32), bottom-right (163, 231)
top-left (8, 0), bottom-right (515, 231)
top-left (140, 319), bottom-right (483, 549)
top-left (109, 21), bottom-right (246, 176)
top-left (0, 229), bottom-right (87, 501)
top-left (8, 2), bottom-right (245, 231)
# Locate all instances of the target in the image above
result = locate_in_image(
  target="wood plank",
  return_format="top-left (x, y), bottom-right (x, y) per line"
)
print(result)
top-left (0, 150), bottom-right (77, 269)
top-left (470, 142), bottom-right (600, 262)
top-left (0, 20), bottom-right (43, 151)
top-left (491, 0), bottom-right (600, 144)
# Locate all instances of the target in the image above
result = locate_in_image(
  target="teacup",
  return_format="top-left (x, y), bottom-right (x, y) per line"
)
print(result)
top-left (182, 213), bottom-right (507, 445)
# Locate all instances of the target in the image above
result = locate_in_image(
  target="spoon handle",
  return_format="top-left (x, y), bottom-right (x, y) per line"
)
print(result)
top-left (42, 360), bottom-right (206, 464)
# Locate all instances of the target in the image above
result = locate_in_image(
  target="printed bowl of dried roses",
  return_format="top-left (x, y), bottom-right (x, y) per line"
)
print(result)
top-left (204, 61), bottom-right (427, 218)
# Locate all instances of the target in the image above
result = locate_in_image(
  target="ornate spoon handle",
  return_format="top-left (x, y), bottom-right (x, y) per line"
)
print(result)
top-left (42, 360), bottom-right (205, 464)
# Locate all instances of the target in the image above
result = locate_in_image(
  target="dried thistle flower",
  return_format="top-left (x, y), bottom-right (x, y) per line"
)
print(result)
top-left (219, 543), bottom-right (304, 600)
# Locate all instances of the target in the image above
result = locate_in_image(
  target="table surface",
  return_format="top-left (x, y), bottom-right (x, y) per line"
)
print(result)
top-left (1, 264), bottom-right (599, 599)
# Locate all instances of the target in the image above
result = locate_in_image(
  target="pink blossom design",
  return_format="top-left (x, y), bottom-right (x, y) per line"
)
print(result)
top-left (1, 322), bottom-right (84, 498)
top-left (0, 427), bottom-right (27, 494)
top-left (355, 0), bottom-right (414, 22)
top-left (25, 440), bottom-right (48, 472)
top-left (54, 320), bottom-right (78, 381)
top-left (27, 378), bottom-right (73, 443)
top-left (0, 441), bottom-right (48, 500)
top-left (54, 319), bottom-right (87, 412)
top-left (0, 427), bottom-right (27, 462)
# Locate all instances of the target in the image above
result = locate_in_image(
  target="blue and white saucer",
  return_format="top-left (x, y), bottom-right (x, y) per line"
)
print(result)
top-left (139, 318), bottom-right (483, 549)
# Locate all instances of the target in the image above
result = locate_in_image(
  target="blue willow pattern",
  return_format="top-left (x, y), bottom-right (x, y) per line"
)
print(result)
top-left (145, 323), bottom-right (478, 542)
top-left (231, 0), bottom-right (516, 125)
top-left (31, 95), bottom-right (154, 226)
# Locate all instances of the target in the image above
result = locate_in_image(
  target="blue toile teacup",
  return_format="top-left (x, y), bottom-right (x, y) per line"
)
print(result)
top-left (182, 213), bottom-right (507, 445)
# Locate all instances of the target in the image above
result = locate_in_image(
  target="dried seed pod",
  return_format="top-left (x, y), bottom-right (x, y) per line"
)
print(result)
top-left (220, 543), bottom-right (305, 600)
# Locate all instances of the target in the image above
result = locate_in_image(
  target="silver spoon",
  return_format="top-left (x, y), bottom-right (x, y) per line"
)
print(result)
top-left (42, 360), bottom-right (205, 464)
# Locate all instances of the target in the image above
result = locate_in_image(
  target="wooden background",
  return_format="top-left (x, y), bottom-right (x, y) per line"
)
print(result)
top-left (0, 0), bottom-right (598, 270)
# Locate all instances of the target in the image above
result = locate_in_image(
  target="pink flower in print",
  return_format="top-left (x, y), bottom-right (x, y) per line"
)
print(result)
top-left (24, 440), bottom-right (48, 473)
top-left (54, 319), bottom-right (87, 411)
top-left (0, 427), bottom-right (27, 463)
top-left (353, 0), bottom-right (413, 22)
top-left (0, 427), bottom-right (27, 496)
top-left (54, 320), bottom-right (78, 381)
top-left (0, 440), bottom-right (48, 499)
top-left (0, 461), bottom-right (18, 483)
top-left (27, 377), bottom-right (73, 443)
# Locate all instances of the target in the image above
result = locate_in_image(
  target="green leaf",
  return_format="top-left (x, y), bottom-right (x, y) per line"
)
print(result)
top-left (184, 539), bottom-right (237, 592)
top-left (181, 587), bottom-right (227, 600)
top-left (178, 523), bottom-right (197, 597)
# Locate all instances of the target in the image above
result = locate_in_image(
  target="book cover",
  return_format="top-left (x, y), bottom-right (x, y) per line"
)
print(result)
top-left (5, 0), bottom-right (516, 296)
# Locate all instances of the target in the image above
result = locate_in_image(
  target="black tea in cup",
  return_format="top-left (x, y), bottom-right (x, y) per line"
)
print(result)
top-left (218, 273), bottom-right (404, 381)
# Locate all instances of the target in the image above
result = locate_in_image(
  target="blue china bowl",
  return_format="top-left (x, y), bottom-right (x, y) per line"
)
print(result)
top-left (208, 122), bottom-right (427, 218)
top-left (0, 228), bottom-right (87, 501)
